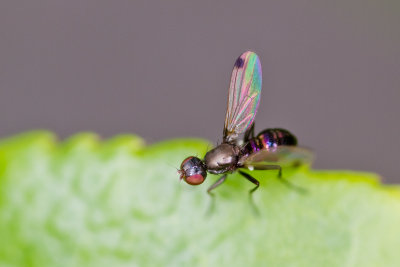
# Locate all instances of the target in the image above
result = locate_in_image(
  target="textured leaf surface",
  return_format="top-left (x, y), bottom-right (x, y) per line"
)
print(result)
top-left (0, 131), bottom-right (399, 267)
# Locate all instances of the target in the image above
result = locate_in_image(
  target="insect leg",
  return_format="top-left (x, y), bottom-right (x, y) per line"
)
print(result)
top-left (238, 170), bottom-right (261, 215)
top-left (238, 170), bottom-right (259, 194)
top-left (207, 174), bottom-right (227, 197)
top-left (250, 164), bottom-right (306, 193)
top-left (206, 174), bottom-right (227, 216)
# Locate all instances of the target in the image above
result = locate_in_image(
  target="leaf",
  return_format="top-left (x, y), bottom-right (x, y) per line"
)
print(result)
top-left (0, 131), bottom-right (399, 267)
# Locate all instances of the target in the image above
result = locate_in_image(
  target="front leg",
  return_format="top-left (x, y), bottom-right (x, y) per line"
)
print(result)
top-left (207, 174), bottom-right (227, 196)
top-left (206, 174), bottom-right (227, 215)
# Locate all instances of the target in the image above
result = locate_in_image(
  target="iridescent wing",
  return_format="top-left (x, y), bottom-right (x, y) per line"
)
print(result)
top-left (243, 146), bottom-right (315, 168)
top-left (223, 51), bottom-right (262, 143)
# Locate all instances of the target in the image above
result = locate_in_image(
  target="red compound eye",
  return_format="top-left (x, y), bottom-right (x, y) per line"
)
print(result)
top-left (180, 156), bottom-right (194, 169)
top-left (179, 156), bottom-right (207, 185)
top-left (185, 174), bottom-right (205, 185)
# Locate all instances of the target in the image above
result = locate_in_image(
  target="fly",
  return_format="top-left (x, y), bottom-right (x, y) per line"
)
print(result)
top-left (178, 51), bottom-right (313, 198)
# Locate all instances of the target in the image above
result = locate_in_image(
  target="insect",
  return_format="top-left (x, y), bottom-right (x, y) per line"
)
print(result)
top-left (178, 51), bottom-right (313, 197)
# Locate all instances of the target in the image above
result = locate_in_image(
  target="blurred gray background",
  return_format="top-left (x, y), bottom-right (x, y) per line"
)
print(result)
top-left (0, 0), bottom-right (399, 182)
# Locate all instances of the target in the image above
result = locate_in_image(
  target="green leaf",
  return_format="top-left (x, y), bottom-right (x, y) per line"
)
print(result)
top-left (0, 131), bottom-right (399, 267)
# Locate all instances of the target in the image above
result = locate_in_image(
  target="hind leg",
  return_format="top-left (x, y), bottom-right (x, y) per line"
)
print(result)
top-left (245, 165), bottom-right (306, 193)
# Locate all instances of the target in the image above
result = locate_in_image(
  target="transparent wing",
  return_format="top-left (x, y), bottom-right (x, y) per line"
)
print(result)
top-left (243, 146), bottom-right (315, 168)
top-left (223, 51), bottom-right (262, 143)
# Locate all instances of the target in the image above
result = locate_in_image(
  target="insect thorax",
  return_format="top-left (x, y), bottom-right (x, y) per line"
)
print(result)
top-left (204, 143), bottom-right (240, 174)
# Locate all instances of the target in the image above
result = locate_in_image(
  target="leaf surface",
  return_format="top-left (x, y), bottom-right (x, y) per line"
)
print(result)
top-left (0, 131), bottom-right (399, 267)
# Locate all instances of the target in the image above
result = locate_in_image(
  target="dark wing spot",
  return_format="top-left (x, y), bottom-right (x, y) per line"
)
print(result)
top-left (234, 57), bottom-right (244, 68)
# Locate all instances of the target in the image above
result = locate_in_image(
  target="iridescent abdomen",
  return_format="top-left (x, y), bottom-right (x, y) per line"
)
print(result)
top-left (243, 128), bottom-right (297, 155)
